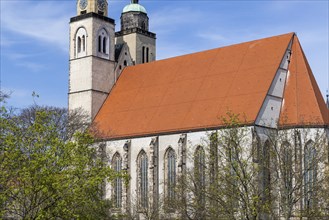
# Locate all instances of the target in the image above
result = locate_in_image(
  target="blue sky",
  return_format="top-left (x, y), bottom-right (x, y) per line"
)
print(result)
top-left (1, 0), bottom-right (328, 109)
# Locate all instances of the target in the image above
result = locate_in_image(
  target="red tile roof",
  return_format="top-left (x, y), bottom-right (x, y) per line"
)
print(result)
top-left (93, 33), bottom-right (328, 139)
top-left (279, 37), bottom-right (329, 127)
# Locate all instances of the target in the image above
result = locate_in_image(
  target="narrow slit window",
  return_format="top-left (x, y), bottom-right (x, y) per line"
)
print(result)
top-left (142, 46), bottom-right (145, 63)
top-left (82, 35), bottom-right (85, 52)
top-left (98, 36), bottom-right (102, 52)
top-left (77, 37), bottom-right (82, 53)
top-left (146, 47), bottom-right (149, 63)
top-left (103, 37), bottom-right (106, 53)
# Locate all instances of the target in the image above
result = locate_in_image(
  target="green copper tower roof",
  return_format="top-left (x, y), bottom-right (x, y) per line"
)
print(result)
top-left (123, 3), bottom-right (147, 14)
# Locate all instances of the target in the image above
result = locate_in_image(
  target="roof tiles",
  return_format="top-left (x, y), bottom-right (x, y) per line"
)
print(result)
top-left (93, 33), bottom-right (327, 139)
top-left (279, 37), bottom-right (329, 127)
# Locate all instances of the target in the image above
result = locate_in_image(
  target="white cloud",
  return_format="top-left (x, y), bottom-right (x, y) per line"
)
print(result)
top-left (3, 52), bottom-right (46, 72)
top-left (1, 1), bottom-right (72, 52)
top-left (18, 61), bottom-right (45, 72)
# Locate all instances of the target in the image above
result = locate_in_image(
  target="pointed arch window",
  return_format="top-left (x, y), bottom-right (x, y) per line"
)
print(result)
top-left (75, 27), bottom-right (87, 58)
top-left (261, 140), bottom-right (271, 204)
top-left (194, 146), bottom-right (206, 218)
top-left (137, 150), bottom-right (148, 209)
top-left (112, 153), bottom-right (122, 209)
top-left (194, 146), bottom-right (206, 200)
top-left (304, 141), bottom-right (317, 209)
top-left (281, 142), bottom-right (293, 207)
top-left (165, 148), bottom-right (176, 201)
top-left (209, 133), bottom-right (218, 181)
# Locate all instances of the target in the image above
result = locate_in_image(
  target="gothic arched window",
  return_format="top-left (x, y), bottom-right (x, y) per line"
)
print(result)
top-left (194, 146), bottom-right (206, 218)
top-left (281, 142), bottom-right (293, 206)
top-left (112, 153), bottom-right (122, 209)
top-left (75, 27), bottom-right (87, 57)
top-left (209, 133), bottom-right (218, 181)
top-left (262, 140), bottom-right (271, 201)
top-left (165, 148), bottom-right (176, 201)
top-left (137, 150), bottom-right (148, 209)
top-left (194, 147), bottom-right (205, 193)
top-left (304, 140), bottom-right (317, 209)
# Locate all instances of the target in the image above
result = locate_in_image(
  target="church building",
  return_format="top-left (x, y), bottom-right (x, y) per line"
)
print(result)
top-left (69, 0), bottom-right (329, 219)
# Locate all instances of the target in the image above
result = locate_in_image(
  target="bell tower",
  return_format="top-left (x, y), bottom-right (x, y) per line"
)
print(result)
top-left (115, 0), bottom-right (156, 64)
top-left (77, 0), bottom-right (108, 16)
top-left (69, 0), bottom-right (116, 121)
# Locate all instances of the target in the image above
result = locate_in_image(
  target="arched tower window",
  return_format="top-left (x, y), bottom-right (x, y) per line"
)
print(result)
top-left (304, 140), bottom-right (317, 209)
top-left (137, 150), bottom-right (148, 209)
top-left (97, 28), bottom-right (109, 58)
top-left (165, 148), bottom-right (176, 202)
top-left (75, 27), bottom-right (87, 58)
top-left (112, 153), bottom-right (122, 209)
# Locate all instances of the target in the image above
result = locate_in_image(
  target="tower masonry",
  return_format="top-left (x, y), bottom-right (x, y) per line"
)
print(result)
top-left (115, 0), bottom-right (156, 65)
top-left (69, 0), bottom-right (155, 122)
top-left (69, 0), bottom-right (115, 121)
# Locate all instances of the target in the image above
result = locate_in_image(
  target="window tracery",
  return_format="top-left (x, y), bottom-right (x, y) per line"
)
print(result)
top-left (304, 140), bottom-right (317, 209)
top-left (97, 28), bottom-right (109, 58)
top-left (137, 150), bottom-right (148, 209)
top-left (164, 147), bottom-right (176, 202)
top-left (112, 153), bottom-right (122, 209)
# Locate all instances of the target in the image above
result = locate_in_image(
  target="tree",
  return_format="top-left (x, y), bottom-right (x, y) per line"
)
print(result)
top-left (269, 127), bottom-right (328, 219)
top-left (170, 112), bottom-right (329, 220)
top-left (0, 104), bottom-right (123, 219)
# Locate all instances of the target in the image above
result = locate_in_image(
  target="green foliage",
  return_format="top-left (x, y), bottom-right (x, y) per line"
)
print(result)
top-left (0, 105), bottom-right (122, 219)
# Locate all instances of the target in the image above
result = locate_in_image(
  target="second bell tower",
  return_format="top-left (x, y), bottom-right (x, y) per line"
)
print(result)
top-left (116, 0), bottom-right (156, 65)
top-left (69, 0), bottom-right (115, 121)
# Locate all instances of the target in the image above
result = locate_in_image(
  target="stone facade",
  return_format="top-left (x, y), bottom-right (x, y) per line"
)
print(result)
top-left (102, 127), bottom-right (328, 218)
top-left (69, 0), bottom-right (156, 121)
top-left (69, 1), bottom-right (329, 219)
